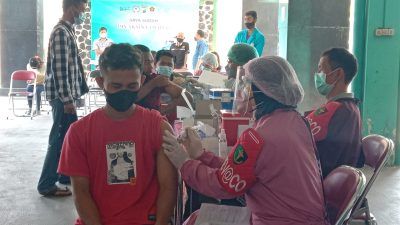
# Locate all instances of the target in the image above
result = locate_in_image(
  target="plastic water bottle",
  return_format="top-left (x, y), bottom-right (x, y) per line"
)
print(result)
top-left (219, 129), bottom-right (228, 158)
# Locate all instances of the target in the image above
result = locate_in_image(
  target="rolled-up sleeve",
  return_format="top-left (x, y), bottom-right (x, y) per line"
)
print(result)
top-left (254, 34), bottom-right (265, 56)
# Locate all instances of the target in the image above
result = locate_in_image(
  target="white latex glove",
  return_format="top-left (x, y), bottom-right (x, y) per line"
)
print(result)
top-left (163, 130), bottom-right (190, 170)
top-left (179, 128), bottom-right (204, 159)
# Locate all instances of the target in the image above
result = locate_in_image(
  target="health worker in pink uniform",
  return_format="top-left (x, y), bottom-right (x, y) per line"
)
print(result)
top-left (163, 56), bottom-right (330, 225)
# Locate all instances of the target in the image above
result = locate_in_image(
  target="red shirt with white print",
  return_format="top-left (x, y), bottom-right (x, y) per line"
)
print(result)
top-left (58, 106), bottom-right (163, 225)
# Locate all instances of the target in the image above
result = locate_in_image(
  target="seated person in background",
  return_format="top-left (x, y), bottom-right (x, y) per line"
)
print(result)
top-left (26, 56), bottom-right (45, 115)
top-left (194, 52), bottom-right (219, 76)
top-left (170, 32), bottom-right (190, 69)
top-left (211, 51), bottom-right (222, 72)
top-left (163, 56), bottom-right (327, 225)
top-left (306, 47), bottom-right (364, 178)
top-left (135, 48), bottom-right (193, 124)
top-left (58, 43), bottom-right (177, 225)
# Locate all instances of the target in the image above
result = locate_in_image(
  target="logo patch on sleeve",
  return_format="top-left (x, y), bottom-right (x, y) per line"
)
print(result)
top-left (233, 145), bottom-right (248, 165)
top-left (314, 106), bottom-right (328, 116)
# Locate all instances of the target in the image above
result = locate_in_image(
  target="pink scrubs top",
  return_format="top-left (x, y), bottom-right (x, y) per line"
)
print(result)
top-left (181, 109), bottom-right (328, 225)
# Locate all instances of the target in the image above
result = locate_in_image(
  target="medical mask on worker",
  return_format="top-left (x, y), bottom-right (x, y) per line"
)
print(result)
top-left (104, 90), bottom-right (138, 112)
top-left (74, 10), bottom-right (86, 25)
top-left (314, 69), bottom-right (339, 96)
top-left (236, 88), bottom-right (263, 117)
top-left (233, 75), bottom-right (263, 117)
top-left (100, 33), bottom-right (107, 39)
top-left (157, 66), bottom-right (173, 77)
top-left (225, 64), bottom-right (238, 79)
top-left (177, 38), bottom-right (184, 43)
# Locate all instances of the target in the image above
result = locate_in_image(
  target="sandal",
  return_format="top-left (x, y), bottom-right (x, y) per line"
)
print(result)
top-left (41, 186), bottom-right (72, 197)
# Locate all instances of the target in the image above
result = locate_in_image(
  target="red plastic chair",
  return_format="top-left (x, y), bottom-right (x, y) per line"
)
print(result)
top-left (347, 135), bottom-right (394, 225)
top-left (324, 166), bottom-right (366, 225)
top-left (7, 70), bottom-right (37, 119)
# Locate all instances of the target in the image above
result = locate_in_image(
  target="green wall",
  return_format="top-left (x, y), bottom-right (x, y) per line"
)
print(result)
top-left (287, 0), bottom-right (351, 112)
top-left (357, 0), bottom-right (400, 164)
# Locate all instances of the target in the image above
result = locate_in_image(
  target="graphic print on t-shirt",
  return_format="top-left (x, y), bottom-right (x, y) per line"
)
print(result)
top-left (106, 141), bottom-right (137, 185)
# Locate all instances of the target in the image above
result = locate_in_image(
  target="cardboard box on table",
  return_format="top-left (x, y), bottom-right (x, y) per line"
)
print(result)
top-left (194, 100), bottom-right (221, 155)
top-left (194, 99), bottom-right (221, 127)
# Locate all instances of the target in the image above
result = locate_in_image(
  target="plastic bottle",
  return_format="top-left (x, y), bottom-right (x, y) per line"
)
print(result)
top-left (219, 129), bottom-right (228, 158)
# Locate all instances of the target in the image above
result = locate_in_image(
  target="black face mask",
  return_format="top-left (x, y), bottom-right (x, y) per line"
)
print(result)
top-left (245, 22), bottom-right (255, 29)
top-left (225, 64), bottom-right (237, 79)
top-left (104, 90), bottom-right (138, 112)
top-left (177, 38), bottom-right (184, 43)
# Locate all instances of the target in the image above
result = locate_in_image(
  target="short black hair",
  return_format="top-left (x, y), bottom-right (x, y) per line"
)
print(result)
top-left (99, 43), bottom-right (143, 75)
top-left (322, 47), bottom-right (358, 84)
top-left (29, 56), bottom-right (42, 69)
top-left (63, 0), bottom-right (87, 11)
top-left (155, 50), bottom-right (175, 63)
top-left (99, 27), bottom-right (107, 33)
top-left (133, 44), bottom-right (151, 53)
top-left (197, 30), bottom-right (205, 38)
top-left (245, 11), bottom-right (257, 20)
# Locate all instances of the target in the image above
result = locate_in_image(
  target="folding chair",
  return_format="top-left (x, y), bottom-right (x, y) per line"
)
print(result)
top-left (85, 70), bottom-right (105, 113)
top-left (347, 135), bottom-right (394, 225)
top-left (324, 166), bottom-right (366, 225)
top-left (40, 91), bottom-right (51, 115)
top-left (7, 70), bottom-right (37, 120)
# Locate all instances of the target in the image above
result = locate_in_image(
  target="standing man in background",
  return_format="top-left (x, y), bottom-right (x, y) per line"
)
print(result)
top-left (235, 11), bottom-right (265, 56)
top-left (170, 32), bottom-right (190, 69)
top-left (38, 0), bottom-right (89, 197)
top-left (192, 29), bottom-right (208, 71)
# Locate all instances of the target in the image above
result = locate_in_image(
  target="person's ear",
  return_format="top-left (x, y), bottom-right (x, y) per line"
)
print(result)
top-left (95, 76), bottom-right (105, 89)
top-left (337, 68), bottom-right (346, 82)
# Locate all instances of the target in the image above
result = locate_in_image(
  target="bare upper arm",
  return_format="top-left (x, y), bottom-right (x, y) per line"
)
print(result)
top-left (164, 82), bottom-right (183, 99)
top-left (71, 176), bottom-right (91, 195)
top-left (157, 121), bottom-right (178, 188)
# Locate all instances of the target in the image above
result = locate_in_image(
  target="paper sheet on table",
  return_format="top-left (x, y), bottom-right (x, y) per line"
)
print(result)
top-left (197, 70), bottom-right (227, 88)
top-left (194, 203), bottom-right (251, 225)
top-left (177, 106), bottom-right (193, 118)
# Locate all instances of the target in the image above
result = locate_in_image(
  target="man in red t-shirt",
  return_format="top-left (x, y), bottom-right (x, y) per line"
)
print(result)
top-left (58, 43), bottom-right (177, 225)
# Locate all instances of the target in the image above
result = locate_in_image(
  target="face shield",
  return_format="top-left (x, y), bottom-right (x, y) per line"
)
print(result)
top-left (232, 66), bottom-right (255, 117)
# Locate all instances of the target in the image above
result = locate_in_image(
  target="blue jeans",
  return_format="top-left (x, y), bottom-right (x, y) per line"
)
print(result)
top-left (37, 99), bottom-right (77, 194)
top-left (27, 84), bottom-right (44, 111)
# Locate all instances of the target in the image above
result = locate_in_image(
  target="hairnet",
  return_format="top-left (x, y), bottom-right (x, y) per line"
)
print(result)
top-left (243, 56), bottom-right (304, 106)
top-left (201, 52), bottom-right (219, 69)
top-left (227, 43), bottom-right (259, 66)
